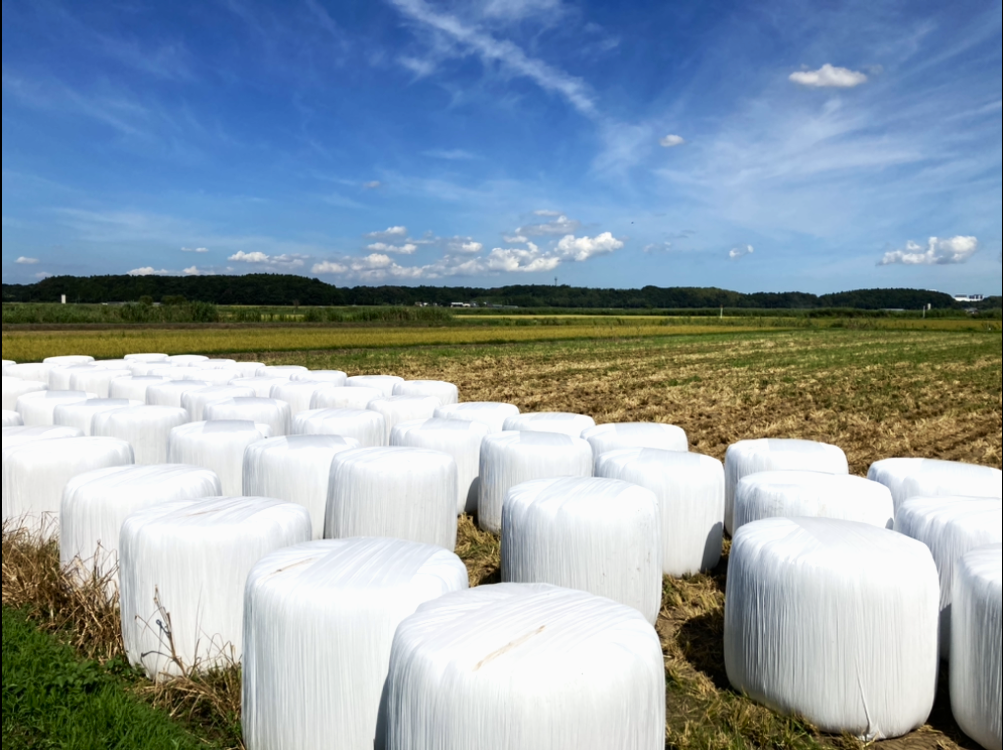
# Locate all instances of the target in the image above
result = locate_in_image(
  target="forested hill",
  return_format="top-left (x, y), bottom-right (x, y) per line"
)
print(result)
top-left (1, 274), bottom-right (991, 311)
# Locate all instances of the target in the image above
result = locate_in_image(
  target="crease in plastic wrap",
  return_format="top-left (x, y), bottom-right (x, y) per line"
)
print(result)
top-left (868, 458), bottom-right (1002, 513)
top-left (2, 437), bottom-right (134, 537)
top-left (109, 376), bottom-right (170, 402)
top-left (119, 496), bottom-right (312, 680)
top-left (434, 402), bottom-right (520, 434)
top-left (734, 471), bottom-right (894, 532)
top-left (271, 381), bottom-right (338, 416)
top-left (582, 422), bottom-right (689, 456)
top-left (2, 425), bottom-right (84, 449)
top-left (391, 418), bottom-right (490, 515)
top-left (951, 544), bottom-right (1002, 750)
top-left (501, 478), bottom-right (662, 624)
top-left (725, 517), bottom-right (939, 740)
top-left (310, 385), bottom-right (384, 411)
top-left (168, 421), bottom-right (271, 496)
top-left (181, 385), bottom-right (256, 421)
top-left (594, 448), bottom-right (724, 576)
top-left (293, 408), bottom-right (387, 447)
top-left (326, 447), bottom-right (458, 550)
top-left (895, 496), bottom-right (1003, 659)
top-left (478, 431), bottom-right (593, 534)
top-left (92, 406), bottom-right (190, 465)
top-left (53, 398), bottom-right (142, 436)
top-left (367, 396), bottom-right (440, 443)
top-left (392, 380), bottom-right (459, 406)
top-left (243, 537), bottom-right (468, 750)
top-left (146, 380), bottom-right (211, 408)
top-left (205, 398), bottom-right (292, 437)
top-left (378, 583), bottom-right (665, 750)
top-left (346, 375), bottom-right (405, 398)
top-left (4, 363), bottom-right (55, 384)
top-left (243, 435), bottom-right (360, 539)
top-left (291, 369), bottom-right (347, 385)
top-left (3, 377), bottom-right (48, 411)
top-left (60, 465), bottom-right (222, 593)
top-left (2, 410), bottom-right (23, 427)
top-left (16, 390), bottom-right (94, 427)
top-left (502, 412), bottom-right (597, 438)
top-left (724, 438), bottom-right (848, 534)
top-left (69, 368), bottom-right (132, 398)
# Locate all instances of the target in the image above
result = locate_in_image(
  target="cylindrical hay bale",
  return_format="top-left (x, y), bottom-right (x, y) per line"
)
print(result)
top-left (150, 366), bottom-right (204, 381)
top-left (291, 369), bottom-right (347, 385)
top-left (193, 359), bottom-right (237, 370)
top-left (868, 458), bottom-right (1002, 514)
top-left (229, 377), bottom-right (292, 398)
top-left (734, 471), bottom-right (895, 533)
top-left (583, 422), bottom-right (689, 456)
top-left (193, 369), bottom-right (246, 387)
top-left (896, 497), bottom-right (1003, 659)
top-left (3, 377), bottom-right (48, 411)
top-left (502, 412), bottom-right (597, 439)
top-left (146, 380), bottom-right (211, 408)
top-left (206, 398), bottom-right (292, 437)
top-left (92, 406), bottom-right (189, 465)
top-left (2, 425), bottom-right (84, 450)
top-left (479, 432), bottom-right (593, 534)
top-left (271, 381), bottom-right (338, 417)
top-left (293, 409), bottom-right (387, 448)
top-left (326, 447), bottom-right (458, 550)
top-left (119, 496), bottom-right (311, 680)
top-left (109, 376), bottom-right (170, 402)
top-left (368, 396), bottom-right (440, 444)
top-left (227, 362), bottom-right (268, 379)
top-left (44, 355), bottom-right (94, 367)
top-left (2, 410), bottom-right (23, 427)
top-left (165, 354), bottom-right (209, 366)
top-left (49, 364), bottom-right (101, 391)
top-left (724, 438), bottom-right (849, 534)
top-left (310, 386), bottom-right (383, 411)
top-left (435, 402), bottom-right (520, 434)
top-left (124, 353), bottom-right (169, 364)
top-left (168, 421), bottom-right (270, 496)
top-left (346, 375), bottom-right (404, 398)
top-left (181, 385), bottom-right (256, 421)
top-left (16, 390), bottom-right (94, 427)
top-left (2, 437), bottom-right (134, 536)
top-left (595, 448), bottom-right (724, 576)
top-left (725, 518), bottom-right (939, 740)
top-left (69, 368), bottom-right (133, 398)
top-left (60, 465), bottom-right (222, 590)
top-left (243, 538), bottom-right (469, 750)
top-left (4, 362), bottom-right (55, 384)
top-left (392, 419), bottom-right (490, 515)
top-left (54, 398), bottom-right (142, 436)
top-left (258, 365), bottom-right (308, 378)
top-left (93, 359), bottom-right (132, 369)
top-left (951, 544), bottom-right (1002, 750)
top-left (501, 478), bottom-right (662, 624)
top-left (1, 361), bottom-right (14, 376)
top-left (393, 380), bottom-right (459, 406)
top-left (380, 583), bottom-right (665, 750)
top-left (243, 436), bottom-right (360, 538)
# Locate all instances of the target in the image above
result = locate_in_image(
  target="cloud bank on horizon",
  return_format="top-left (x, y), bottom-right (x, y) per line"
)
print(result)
top-left (2, 0), bottom-right (1001, 295)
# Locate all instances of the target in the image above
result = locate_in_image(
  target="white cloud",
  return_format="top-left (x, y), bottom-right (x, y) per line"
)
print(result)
top-left (533, 209), bottom-right (562, 217)
top-left (229, 251), bottom-right (271, 263)
top-left (362, 181), bottom-right (383, 190)
top-left (878, 236), bottom-right (979, 266)
top-left (481, 0), bottom-right (563, 22)
top-left (312, 261), bottom-right (349, 275)
top-left (659, 134), bottom-right (686, 148)
top-left (504, 234), bottom-right (529, 244)
top-left (644, 242), bottom-right (672, 254)
top-left (729, 244), bottom-right (754, 260)
top-left (460, 241), bottom-right (483, 254)
top-left (365, 226), bottom-right (408, 240)
top-left (486, 244), bottom-right (561, 273)
top-left (182, 246), bottom-right (209, 253)
top-left (555, 232), bottom-right (624, 261)
top-left (127, 266), bottom-right (170, 276)
top-left (182, 266), bottom-right (202, 276)
top-left (366, 242), bottom-right (419, 255)
top-left (517, 213), bottom-right (581, 237)
top-left (423, 149), bottom-right (478, 160)
top-left (16, 256), bottom-right (40, 265)
top-left (790, 64), bottom-right (868, 89)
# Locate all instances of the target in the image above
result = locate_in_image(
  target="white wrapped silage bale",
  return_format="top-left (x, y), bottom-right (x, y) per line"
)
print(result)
top-left (478, 431), bottom-right (593, 534)
top-left (379, 583), bottom-right (665, 750)
top-left (243, 537), bottom-right (468, 750)
top-left (92, 359), bottom-right (132, 369)
top-left (149, 366), bottom-right (203, 381)
top-left (896, 496), bottom-right (1003, 659)
top-left (2, 437), bottom-right (134, 535)
top-left (293, 408), bottom-right (387, 447)
top-left (725, 517), bottom-right (939, 740)
top-left (2, 410), bottom-right (23, 427)
top-left (227, 362), bottom-right (268, 379)
top-left (48, 364), bottom-right (98, 391)
top-left (271, 380), bottom-right (338, 416)
top-left (168, 421), bottom-right (271, 496)
top-left (582, 422), bottom-right (689, 455)
top-left (368, 396), bottom-right (440, 444)
top-left (123, 353), bottom-right (169, 364)
top-left (733, 471), bottom-right (895, 532)
top-left (434, 401), bottom-right (520, 434)
top-left (119, 496), bottom-right (311, 680)
top-left (1, 360), bottom-right (14, 376)
top-left (243, 436), bottom-right (360, 538)
top-left (594, 448), bottom-right (725, 576)
top-left (257, 365), bottom-right (308, 378)
top-left (192, 369), bottom-right (245, 387)
top-left (868, 458), bottom-right (1002, 514)
top-left (181, 385), bottom-right (256, 421)
top-left (2, 377), bottom-right (48, 411)
top-left (193, 359), bottom-right (237, 370)
top-left (43, 355), bottom-right (95, 367)
top-left (92, 406), bottom-right (190, 465)
top-left (69, 368), bottom-right (132, 398)
top-left (205, 398), bottom-right (292, 437)
top-left (391, 418), bottom-right (490, 515)
top-left (346, 375), bottom-right (404, 398)
top-left (724, 438), bottom-right (849, 534)
top-left (54, 398), bottom-right (142, 436)
top-left (326, 447), bottom-right (458, 550)
top-left (392, 379), bottom-right (459, 406)
top-left (291, 369), bottom-right (347, 385)
top-left (16, 390), bottom-right (94, 427)
top-left (310, 385), bottom-right (383, 411)
top-left (4, 362), bottom-right (55, 384)
top-left (501, 478), bottom-right (662, 624)
top-left (60, 465), bottom-right (222, 589)
top-left (145, 379), bottom-right (210, 408)
top-left (228, 377), bottom-right (291, 398)
top-left (165, 354), bottom-right (209, 366)
top-left (502, 412), bottom-right (597, 439)
top-left (951, 544), bottom-right (1002, 750)
top-left (2, 425), bottom-right (84, 449)
top-left (109, 376), bottom-right (170, 402)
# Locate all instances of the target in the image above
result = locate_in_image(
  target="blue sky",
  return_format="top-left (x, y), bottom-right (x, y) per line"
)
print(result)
top-left (3, 0), bottom-right (1001, 294)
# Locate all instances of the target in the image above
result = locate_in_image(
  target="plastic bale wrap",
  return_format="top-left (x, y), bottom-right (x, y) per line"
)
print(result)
top-left (60, 465), bottom-right (222, 592)
top-left (733, 471), bottom-right (895, 533)
top-left (724, 517), bottom-right (939, 740)
top-left (868, 458), bottom-right (1002, 514)
top-left (379, 583), bottom-right (665, 750)
top-left (951, 544), bottom-right (1003, 750)
top-left (227, 362), bottom-right (268, 379)
top-left (724, 438), bottom-right (849, 534)
top-left (181, 385), bottom-right (256, 421)
top-left (271, 381), bottom-right (339, 417)
top-left (165, 354), bottom-right (209, 366)
top-left (2, 437), bottom-right (134, 536)
top-left (293, 408), bottom-right (387, 447)
top-left (435, 402), bottom-right (520, 434)
top-left (501, 478), bottom-right (662, 624)
top-left (258, 365), bottom-right (308, 378)
top-left (54, 398), bottom-right (142, 436)
top-left (48, 364), bottom-right (99, 391)
top-left (582, 422), bottom-right (689, 456)
top-left (119, 496), bottom-right (312, 680)
top-left (311, 386), bottom-right (383, 411)
top-left (896, 496), bottom-right (1003, 659)
top-left (368, 396), bottom-right (440, 444)
top-left (193, 368), bottom-right (246, 386)
top-left (146, 379), bottom-right (211, 408)
top-left (502, 412), bottom-right (597, 439)
top-left (326, 447), bottom-right (458, 550)
top-left (242, 538), bottom-right (469, 750)
top-left (1, 360), bottom-right (14, 376)
top-left (291, 369), bottom-right (348, 385)
top-left (346, 375), bottom-right (405, 398)
top-left (92, 406), bottom-right (190, 465)
top-left (168, 421), bottom-right (270, 496)
top-left (69, 367), bottom-right (133, 398)
top-left (43, 355), bottom-right (94, 367)
top-left (2, 377), bottom-right (48, 411)
top-left (229, 376), bottom-right (292, 398)
top-left (478, 432), bottom-right (593, 534)
top-left (16, 390), bottom-right (94, 427)
top-left (150, 366), bottom-right (205, 381)
top-left (193, 359), bottom-right (237, 370)
top-left (109, 376), bottom-right (170, 402)
top-left (2, 410), bottom-right (24, 427)
top-left (392, 418), bottom-right (490, 515)
top-left (243, 436), bottom-right (360, 539)
top-left (206, 398), bottom-right (292, 437)
top-left (4, 362), bottom-right (55, 384)
top-left (124, 353), bottom-right (169, 364)
top-left (2, 425), bottom-right (84, 450)
top-left (393, 380), bottom-right (459, 406)
top-left (594, 448), bottom-right (725, 576)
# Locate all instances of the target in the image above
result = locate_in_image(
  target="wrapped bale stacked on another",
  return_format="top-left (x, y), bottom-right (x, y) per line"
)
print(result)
top-left (583, 422), bottom-right (689, 456)
top-left (92, 406), bottom-right (189, 465)
top-left (54, 398), bottom-right (142, 436)
top-left (393, 380), bottom-right (459, 406)
top-left (205, 398), bottom-right (292, 437)
top-left (868, 458), bottom-right (1002, 513)
top-left (368, 396), bottom-right (440, 444)
top-left (346, 375), bottom-right (404, 398)
top-left (2, 410), bottom-right (23, 427)
top-left (502, 412), bottom-right (596, 439)
top-left (243, 538), bottom-right (469, 750)
top-left (293, 409), bottom-right (386, 447)
top-left (168, 421), bottom-right (271, 496)
top-left (181, 385), bottom-right (256, 421)
top-left (2, 377), bottom-right (48, 411)
top-left (435, 402), bottom-right (520, 434)
top-left (311, 386), bottom-right (383, 411)
top-left (15, 390), bottom-right (94, 427)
